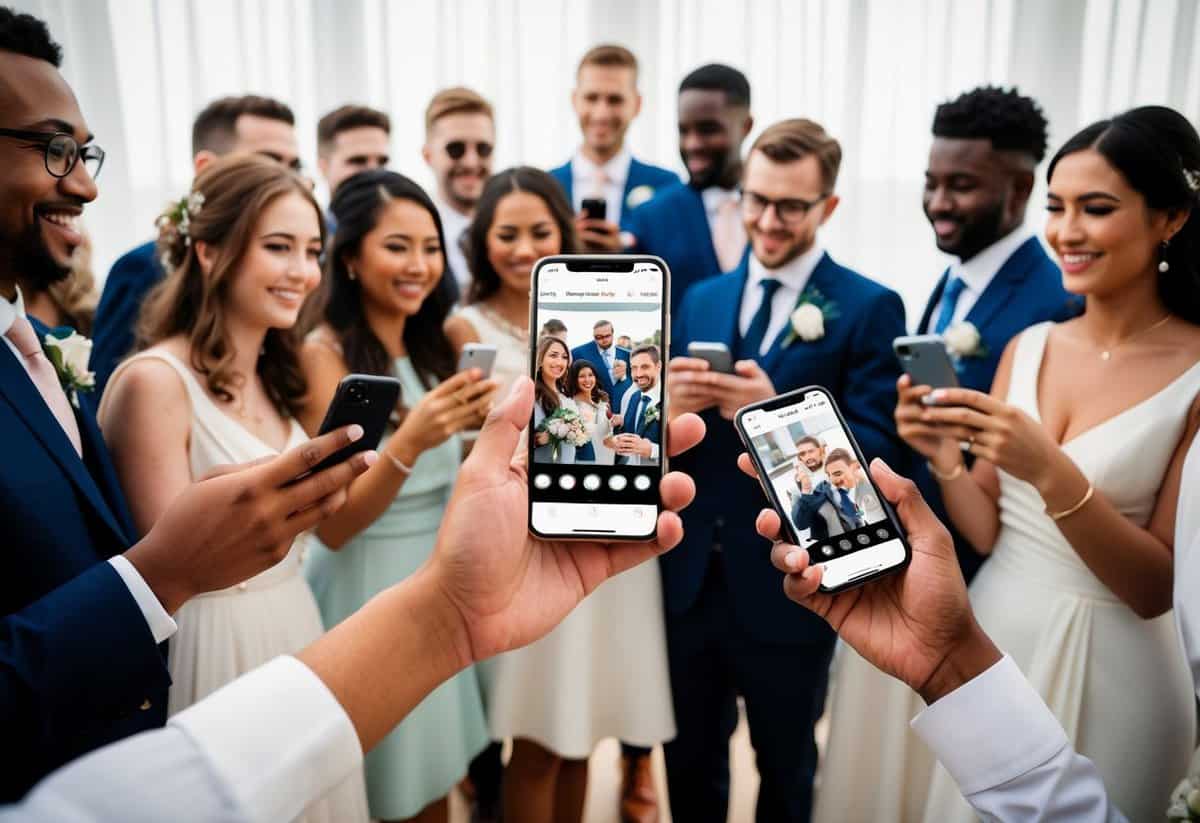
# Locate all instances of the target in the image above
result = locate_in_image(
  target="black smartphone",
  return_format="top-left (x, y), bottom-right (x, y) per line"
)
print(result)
top-left (893, 335), bottom-right (960, 393)
top-left (528, 254), bottom-right (669, 541)
top-left (308, 374), bottom-right (402, 475)
top-left (735, 386), bottom-right (911, 592)
top-left (581, 197), bottom-right (607, 222)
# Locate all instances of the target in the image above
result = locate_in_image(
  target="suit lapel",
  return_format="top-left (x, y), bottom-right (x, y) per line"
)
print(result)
top-left (715, 263), bottom-right (749, 349)
top-left (0, 345), bottom-right (130, 546)
top-left (760, 253), bottom-right (833, 374)
top-left (685, 186), bottom-right (723, 275)
top-left (919, 270), bottom-right (949, 334)
top-left (964, 238), bottom-right (1040, 331)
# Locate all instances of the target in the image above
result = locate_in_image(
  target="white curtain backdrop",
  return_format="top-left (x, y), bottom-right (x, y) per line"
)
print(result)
top-left (12, 0), bottom-right (1200, 324)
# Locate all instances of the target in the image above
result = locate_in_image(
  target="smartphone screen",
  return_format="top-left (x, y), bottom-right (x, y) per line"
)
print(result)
top-left (528, 255), bottom-right (669, 540)
top-left (737, 387), bottom-right (910, 590)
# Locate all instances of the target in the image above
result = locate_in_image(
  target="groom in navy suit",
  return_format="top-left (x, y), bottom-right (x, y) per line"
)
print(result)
top-left (916, 86), bottom-right (1079, 581)
top-left (626, 64), bottom-right (753, 315)
top-left (667, 120), bottom-right (907, 822)
top-left (0, 14), bottom-right (369, 800)
top-left (571, 319), bottom-right (632, 411)
top-left (549, 44), bottom-right (677, 258)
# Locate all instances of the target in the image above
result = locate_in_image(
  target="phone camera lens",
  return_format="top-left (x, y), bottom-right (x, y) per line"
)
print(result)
top-left (347, 384), bottom-right (367, 404)
top-left (896, 345), bottom-right (911, 357)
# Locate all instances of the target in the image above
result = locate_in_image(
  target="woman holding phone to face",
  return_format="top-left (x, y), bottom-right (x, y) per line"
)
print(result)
top-left (99, 156), bottom-right (369, 823)
top-left (568, 359), bottom-right (614, 464)
top-left (298, 170), bottom-right (496, 823)
top-left (875, 107), bottom-right (1200, 822)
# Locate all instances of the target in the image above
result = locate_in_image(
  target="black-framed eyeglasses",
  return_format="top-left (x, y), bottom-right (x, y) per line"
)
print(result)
top-left (445, 140), bottom-right (493, 160)
top-left (739, 190), bottom-right (827, 224)
top-left (0, 129), bottom-right (105, 180)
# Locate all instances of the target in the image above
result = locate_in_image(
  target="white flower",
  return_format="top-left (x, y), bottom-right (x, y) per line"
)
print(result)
top-left (625, 184), bottom-right (656, 211)
top-left (44, 331), bottom-right (95, 390)
top-left (187, 190), bottom-right (206, 214)
top-left (943, 321), bottom-right (983, 358)
top-left (790, 303), bottom-right (825, 342)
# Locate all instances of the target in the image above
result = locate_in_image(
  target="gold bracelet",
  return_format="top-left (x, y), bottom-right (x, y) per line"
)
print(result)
top-left (385, 452), bottom-right (414, 476)
top-left (926, 460), bottom-right (964, 481)
top-left (1047, 483), bottom-right (1094, 521)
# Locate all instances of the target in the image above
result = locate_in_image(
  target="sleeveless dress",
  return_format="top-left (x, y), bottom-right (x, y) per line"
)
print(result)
top-left (106, 350), bottom-right (369, 823)
top-left (919, 322), bottom-right (1199, 822)
top-left (304, 357), bottom-right (490, 820)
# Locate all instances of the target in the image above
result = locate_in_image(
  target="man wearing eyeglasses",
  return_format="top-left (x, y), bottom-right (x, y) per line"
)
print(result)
top-left (422, 87), bottom-right (495, 296)
top-left (664, 119), bottom-right (908, 823)
top-left (91, 94), bottom-right (300, 397)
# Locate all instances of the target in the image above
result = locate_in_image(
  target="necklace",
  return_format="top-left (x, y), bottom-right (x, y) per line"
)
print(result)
top-left (1097, 314), bottom-right (1171, 361)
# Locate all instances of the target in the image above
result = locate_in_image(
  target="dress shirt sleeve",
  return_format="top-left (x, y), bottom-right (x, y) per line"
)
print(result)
top-left (170, 655), bottom-right (363, 823)
top-left (911, 655), bottom-right (1126, 822)
top-left (107, 555), bottom-right (177, 643)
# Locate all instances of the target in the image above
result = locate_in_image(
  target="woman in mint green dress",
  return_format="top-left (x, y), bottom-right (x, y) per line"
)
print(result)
top-left (298, 170), bottom-right (497, 823)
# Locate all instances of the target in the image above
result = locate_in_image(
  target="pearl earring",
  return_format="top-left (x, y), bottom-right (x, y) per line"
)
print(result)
top-left (1158, 241), bottom-right (1170, 274)
top-left (347, 267), bottom-right (357, 281)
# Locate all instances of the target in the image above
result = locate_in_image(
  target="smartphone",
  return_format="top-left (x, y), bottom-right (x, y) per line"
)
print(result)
top-left (308, 374), bottom-right (402, 475)
top-left (457, 343), bottom-right (498, 378)
top-left (687, 341), bottom-right (733, 374)
top-left (581, 198), bottom-right (607, 222)
top-left (528, 255), bottom-right (669, 541)
top-left (893, 335), bottom-right (960, 392)
top-left (735, 386), bottom-right (911, 592)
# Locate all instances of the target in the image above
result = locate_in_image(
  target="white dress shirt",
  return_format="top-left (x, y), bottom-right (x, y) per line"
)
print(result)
top-left (571, 148), bottom-right (633, 225)
top-left (0, 656), bottom-right (362, 823)
top-left (1, 288), bottom-right (176, 644)
top-left (618, 382), bottom-right (661, 463)
top-left (701, 186), bottom-right (745, 248)
top-left (927, 227), bottom-right (1032, 332)
top-left (738, 243), bottom-right (825, 356)
top-left (908, 436), bottom-right (1200, 821)
top-left (436, 198), bottom-right (473, 297)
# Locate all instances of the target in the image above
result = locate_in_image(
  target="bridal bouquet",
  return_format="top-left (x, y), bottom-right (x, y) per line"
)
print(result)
top-left (1168, 749), bottom-right (1200, 821)
top-left (539, 407), bottom-right (591, 460)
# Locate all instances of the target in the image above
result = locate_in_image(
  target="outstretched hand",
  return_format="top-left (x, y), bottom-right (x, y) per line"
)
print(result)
top-left (430, 378), bottom-right (705, 665)
top-left (738, 452), bottom-right (1000, 703)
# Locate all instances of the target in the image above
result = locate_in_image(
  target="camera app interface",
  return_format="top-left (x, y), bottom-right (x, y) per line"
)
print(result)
top-left (741, 392), bottom-right (897, 561)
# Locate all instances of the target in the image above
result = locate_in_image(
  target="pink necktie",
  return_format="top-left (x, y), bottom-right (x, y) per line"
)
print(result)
top-left (5, 314), bottom-right (83, 456)
top-left (713, 196), bottom-right (747, 271)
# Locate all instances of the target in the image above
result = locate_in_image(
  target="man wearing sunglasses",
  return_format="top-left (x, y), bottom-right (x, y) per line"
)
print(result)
top-left (90, 94), bottom-right (299, 397)
top-left (422, 87), bottom-right (495, 296)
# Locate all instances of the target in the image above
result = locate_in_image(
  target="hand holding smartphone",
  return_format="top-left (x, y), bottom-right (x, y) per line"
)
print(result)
top-left (457, 343), bottom-right (498, 378)
top-left (687, 341), bottom-right (734, 374)
top-left (307, 374), bottom-right (402, 476)
top-left (894, 335), bottom-right (959, 401)
top-left (735, 386), bottom-right (910, 593)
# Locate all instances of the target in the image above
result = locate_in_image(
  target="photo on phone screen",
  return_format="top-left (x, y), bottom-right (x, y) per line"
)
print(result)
top-left (737, 387), bottom-right (910, 591)
top-left (528, 255), bottom-right (669, 540)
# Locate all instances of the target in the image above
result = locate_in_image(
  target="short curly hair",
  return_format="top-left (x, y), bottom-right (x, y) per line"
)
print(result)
top-left (0, 7), bottom-right (62, 66)
top-left (932, 86), bottom-right (1048, 163)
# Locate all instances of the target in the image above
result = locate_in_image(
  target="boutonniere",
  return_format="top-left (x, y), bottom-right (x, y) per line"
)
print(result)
top-left (625, 184), bottom-right (656, 211)
top-left (642, 403), bottom-right (660, 424)
top-left (782, 287), bottom-right (840, 347)
top-left (42, 328), bottom-right (95, 408)
top-left (943, 321), bottom-right (989, 363)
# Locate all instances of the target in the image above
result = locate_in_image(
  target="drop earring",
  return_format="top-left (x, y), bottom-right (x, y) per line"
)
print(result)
top-left (347, 267), bottom-right (357, 281)
top-left (1158, 241), bottom-right (1170, 274)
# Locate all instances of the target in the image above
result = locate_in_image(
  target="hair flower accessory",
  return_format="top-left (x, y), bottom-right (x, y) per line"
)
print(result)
top-left (1184, 168), bottom-right (1200, 193)
top-left (156, 189), bottom-right (206, 270)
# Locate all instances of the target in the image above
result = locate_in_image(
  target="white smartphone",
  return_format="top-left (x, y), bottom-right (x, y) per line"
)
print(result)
top-left (735, 386), bottom-right (911, 592)
top-left (893, 335), bottom-right (960, 391)
top-left (528, 255), bottom-right (670, 541)
top-left (457, 342), bottom-right (498, 377)
top-left (687, 341), bottom-right (733, 373)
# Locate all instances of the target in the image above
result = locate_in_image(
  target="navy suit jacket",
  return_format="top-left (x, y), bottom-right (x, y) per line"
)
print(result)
top-left (570, 341), bottom-right (631, 410)
top-left (0, 316), bottom-right (169, 801)
top-left (668, 253), bottom-right (908, 646)
top-left (626, 182), bottom-right (749, 316)
top-left (91, 240), bottom-right (161, 398)
top-left (914, 236), bottom-right (1081, 580)
top-left (548, 156), bottom-right (679, 231)
top-left (791, 481), bottom-right (864, 540)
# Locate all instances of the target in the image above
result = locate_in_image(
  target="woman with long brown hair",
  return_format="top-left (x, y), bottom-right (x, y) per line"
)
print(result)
top-left (98, 155), bottom-right (369, 822)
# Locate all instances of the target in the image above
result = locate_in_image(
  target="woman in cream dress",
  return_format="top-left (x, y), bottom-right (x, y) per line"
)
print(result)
top-left (568, 359), bottom-right (615, 464)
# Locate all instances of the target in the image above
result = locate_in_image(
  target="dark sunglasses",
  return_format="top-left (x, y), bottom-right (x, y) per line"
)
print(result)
top-left (445, 140), bottom-right (493, 160)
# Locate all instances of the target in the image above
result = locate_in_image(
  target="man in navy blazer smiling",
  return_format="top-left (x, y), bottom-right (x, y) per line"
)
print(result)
top-left (666, 119), bottom-right (907, 823)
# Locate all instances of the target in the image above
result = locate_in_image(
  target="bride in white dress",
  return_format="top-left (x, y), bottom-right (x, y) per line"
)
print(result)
top-left (831, 107), bottom-right (1200, 823)
top-left (99, 156), bottom-right (368, 823)
top-left (567, 359), bottom-right (615, 465)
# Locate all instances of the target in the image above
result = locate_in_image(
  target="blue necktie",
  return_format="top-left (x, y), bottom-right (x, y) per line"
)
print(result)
top-left (635, 393), bottom-right (649, 435)
top-left (837, 488), bottom-right (859, 523)
top-left (933, 276), bottom-right (966, 334)
top-left (739, 278), bottom-right (783, 359)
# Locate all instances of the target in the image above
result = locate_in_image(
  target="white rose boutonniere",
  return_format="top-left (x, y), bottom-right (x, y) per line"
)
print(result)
top-left (42, 328), bottom-right (95, 407)
top-left (625, 184), bottom-right (656, 212)
top-left (782, 287), bottom-right (840, 347)
top-left (642, 403), bottom-right (660, 425)
top-left (942, 321), bottom-right (988, 362)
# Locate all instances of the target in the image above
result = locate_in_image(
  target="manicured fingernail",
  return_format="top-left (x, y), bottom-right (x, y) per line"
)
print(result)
top-left (930, 389), bottom-right (946, 401)
top-left (347, 424), bottom-right (364, 441)
top-left (873, 457), bottom-right (894, 476)
top-left (786, 550), bottom-right (802, 570)
top-left (361, 450), bottom-right (378, 466)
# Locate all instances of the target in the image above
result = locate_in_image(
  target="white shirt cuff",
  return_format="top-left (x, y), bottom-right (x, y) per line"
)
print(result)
top-left (911, 654), bottom-right (1070, 796)
top-left (170, 656), bottom-right (363, 823)
top-left (108, 555), bottom-right (178, 644)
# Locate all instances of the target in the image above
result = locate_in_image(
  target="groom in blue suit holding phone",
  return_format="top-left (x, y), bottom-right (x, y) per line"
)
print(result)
top-left (549, 44), bottom-right (678, 258)
top-left (626, 64), bottom-right (753, 316)
top-left (667, 119), bottom-right (907, 823)
top-left (915, 86), bottom-right (1079, 581)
